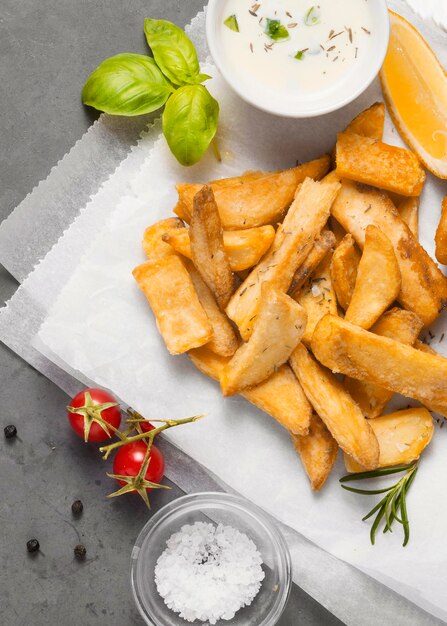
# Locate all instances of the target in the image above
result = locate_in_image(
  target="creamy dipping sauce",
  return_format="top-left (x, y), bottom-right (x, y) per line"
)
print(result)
top-left (221, 0), bottom-right (375, 96)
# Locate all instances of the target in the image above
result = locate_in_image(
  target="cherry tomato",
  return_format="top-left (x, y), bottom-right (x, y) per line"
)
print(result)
top-left (67, 388), bottom-right (121, 443)
top-left (139, 420), bottom-right (156, 434)
top-left (113, 442), bottom-right (165, 490)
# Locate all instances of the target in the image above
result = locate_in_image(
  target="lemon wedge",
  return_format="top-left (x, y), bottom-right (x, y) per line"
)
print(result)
top-left (380, 10), bottom-right (447, 179)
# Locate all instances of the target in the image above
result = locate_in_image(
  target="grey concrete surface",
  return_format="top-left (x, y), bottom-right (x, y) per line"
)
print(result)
top-left (0, 1), bottom-right (344, 625)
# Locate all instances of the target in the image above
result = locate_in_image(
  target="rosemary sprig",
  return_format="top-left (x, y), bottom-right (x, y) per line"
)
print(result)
top-left (340, 462), bottom-right (419, 546)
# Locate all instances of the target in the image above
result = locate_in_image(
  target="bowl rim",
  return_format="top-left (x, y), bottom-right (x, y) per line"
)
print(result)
top-left (130, 491), bottom-right (292, 626)
top-left (205, 0), bottom-right (390, 118)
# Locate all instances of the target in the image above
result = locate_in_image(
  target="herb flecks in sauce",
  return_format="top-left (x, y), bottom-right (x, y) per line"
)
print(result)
top-left (265, 18), bottom-right (290, 41)
top-left (224, 14), bottom-right (240, 32)
top-left (295, 48), bottom-right (308, 60)
top-left (304, 6), bottom-right (321, 26)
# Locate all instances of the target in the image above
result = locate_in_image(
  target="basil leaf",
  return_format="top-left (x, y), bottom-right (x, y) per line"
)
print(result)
top-left (144, 18), bottom-right (209, 86)
top-left (162, 85), bottom-right (219, 166)
top-left (82, 53), bottom-right (174, 116)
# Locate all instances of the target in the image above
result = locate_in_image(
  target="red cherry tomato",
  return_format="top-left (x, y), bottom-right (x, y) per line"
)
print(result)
top-left (68, 388), bottom-right (121, 443)
top-left (113, 442), bottom-right (165, 490)
top-left (140, 420), bottom-right (156, 434)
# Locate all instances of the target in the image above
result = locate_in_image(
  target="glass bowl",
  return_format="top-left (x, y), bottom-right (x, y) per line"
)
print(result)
top-left (131, 492), bottom-right (292, 626)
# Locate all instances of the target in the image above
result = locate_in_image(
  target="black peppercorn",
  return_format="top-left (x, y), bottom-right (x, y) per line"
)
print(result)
top-left (27, 539), bottom-right (40, 553)
top-left (74, 544), bottom-right (87, 560)
top-left (4, 425), bottom-right (17, 439)
top-left (71, 500), bottom-right (84, 516)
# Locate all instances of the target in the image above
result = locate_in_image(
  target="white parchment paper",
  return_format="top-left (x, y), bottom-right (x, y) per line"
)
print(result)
top-left (0, 3), bottom-right (446, 625)
top-left (34, 6), bottom-right (447, 623)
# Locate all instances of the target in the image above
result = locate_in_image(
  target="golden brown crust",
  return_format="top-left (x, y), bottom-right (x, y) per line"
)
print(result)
top-left (344, 102), bottom-right (385, 140)
top-left (190, 185), bottom-right (234, 310)
top-left (335, 132), bottom-right (426, 196)
top-left (292, 413), bottom-right (338, 491)
top-left (331, 180), bottom-right (447, 326)
top-left (289, 343), bottom-right (379, 469)
top-left (312, 314), bottom-right (447, 416)
top-left (435, 195), bottom-right (447, 265)
top-left (175, 156), bottom-right (331, 229)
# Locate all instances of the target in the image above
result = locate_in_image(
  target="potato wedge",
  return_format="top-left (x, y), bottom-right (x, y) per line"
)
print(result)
top-left (163, 225), bottom-right (275, 272)
top-left (329, 216), bottom-right (346, 245)
top-left (294, 254), bottom-right (337, 345)
top-left (414, 339), bottom-right (438, 355)
top-left (345, 225), bottom-right (401, 329)
top-left (398, 196), bottom-right (419, 239)
top-left (435, 195), bottom-right (447, 265)
top-left (142, 217), bottom-right (184, 260)
top-left (175, 156), bottom-right (331, 229)
top-left (226, 177), bottom-right (341, 340)
top-left (289, 230), bottom-right (335, 298)
top-left (336, 132), bottom-right (426, 196)
top-left (185, 260), bottom-right (239, 357)
top-left (344, 408), bottom-right (434, 472)
top-left (221, 284), bottom-right (307, 396)
top-left (344, 102), bottom-right (385, 140)
top-left (289, 344), bottom-right (379, 469)
top-left (330, 234), bottom-right (361, 311)
top-left (344, 308), bottom-right (423, 418)
top-left (132, 257), bottom-right (212, 355)
top-left (312, 314), bottom-right (447, 417)
top-left (292, 413), bottom-right (338, 491)
top-left (189, 347), bottom-right (311, 435)
top-left (190, 185), bottom-right (234, 310)
top-left (331, 180), bottom-right (447, 326)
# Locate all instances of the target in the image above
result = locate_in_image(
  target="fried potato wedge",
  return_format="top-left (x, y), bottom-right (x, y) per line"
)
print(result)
top-left (175, 156), bottom-right (331, 229)
top-left (336, 132), bottom-right (426, 196)
top-left (398, 196), bottom-right (419, 239)
top-left (312, 314), bottom-right (447, 417)
top-left (163, 225), bottom-right (275, 272)
top-left (292, 413), bottom-right (338, 491)
top-left (221, 284), bottom-right (307, 395)
top-left (289, 343), bottom-right (379, 469)
top-left (331, 180), bottom-right (447, 326)
top-left (226, 177), bottom-right (341, 340)
top-left (414, 339), bottom-right (438, 355)
top-left (133, 257), bottom-right (212, 355)
top-left (344, 102), bottom-right (385, 140)
top-left (330, 234), bottom-right (361, 311)
top-left (294, 254), bottom-right (337, 345)
top-left (190, 185), bottom-right (234, 310)
top-left (142, 217), bottom-right (185, 260)
top-left (329, 216), bottom-right (346, 245)
top-left (435, 195), bottom-right (447, 265)
top-left (345, 308), bottom-right (423, 418)
top-left (189, 346), bottom-right (311, 435)
top-left (185, 260), bottom-right (239, 357)
top-left (345, 225), bottom-right (401, 329)
top-left (289, 230), bottom-right (335, 298)
top-left (344, 408), bottom-right (434, 472)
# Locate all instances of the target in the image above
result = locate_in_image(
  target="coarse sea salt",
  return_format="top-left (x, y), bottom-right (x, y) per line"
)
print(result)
top-left (154, 521), bottom-right (265, 624)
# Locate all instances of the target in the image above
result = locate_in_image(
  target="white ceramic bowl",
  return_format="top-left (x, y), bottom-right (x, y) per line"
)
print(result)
top-left (131, 492), bottom-right (292, 626)
top-left (206, 0), bottom-right (390, 118)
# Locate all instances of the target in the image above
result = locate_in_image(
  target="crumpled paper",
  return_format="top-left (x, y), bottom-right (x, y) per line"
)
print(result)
top-left (0, 2), bottom-right (446, 625)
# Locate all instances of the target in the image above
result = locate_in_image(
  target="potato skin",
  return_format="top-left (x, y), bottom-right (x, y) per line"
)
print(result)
top-left (292, 413), bottom-right (338, 491)
top-left (312, 314), bottom-right (447, 417)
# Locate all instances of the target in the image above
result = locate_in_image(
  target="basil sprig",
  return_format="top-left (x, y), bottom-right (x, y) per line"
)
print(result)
top-left (163, 85), bottom-right (219, 167)
top-left (144, 19), bottom-right (211, 86)
top-left (82, 54), bottom-right (174, 116)
top-left (82, 19), bottom-right (218, 166)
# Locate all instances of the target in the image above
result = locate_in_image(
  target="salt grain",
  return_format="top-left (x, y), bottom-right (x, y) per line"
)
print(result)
top-left (154, 521), bottom-right (265, 624)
